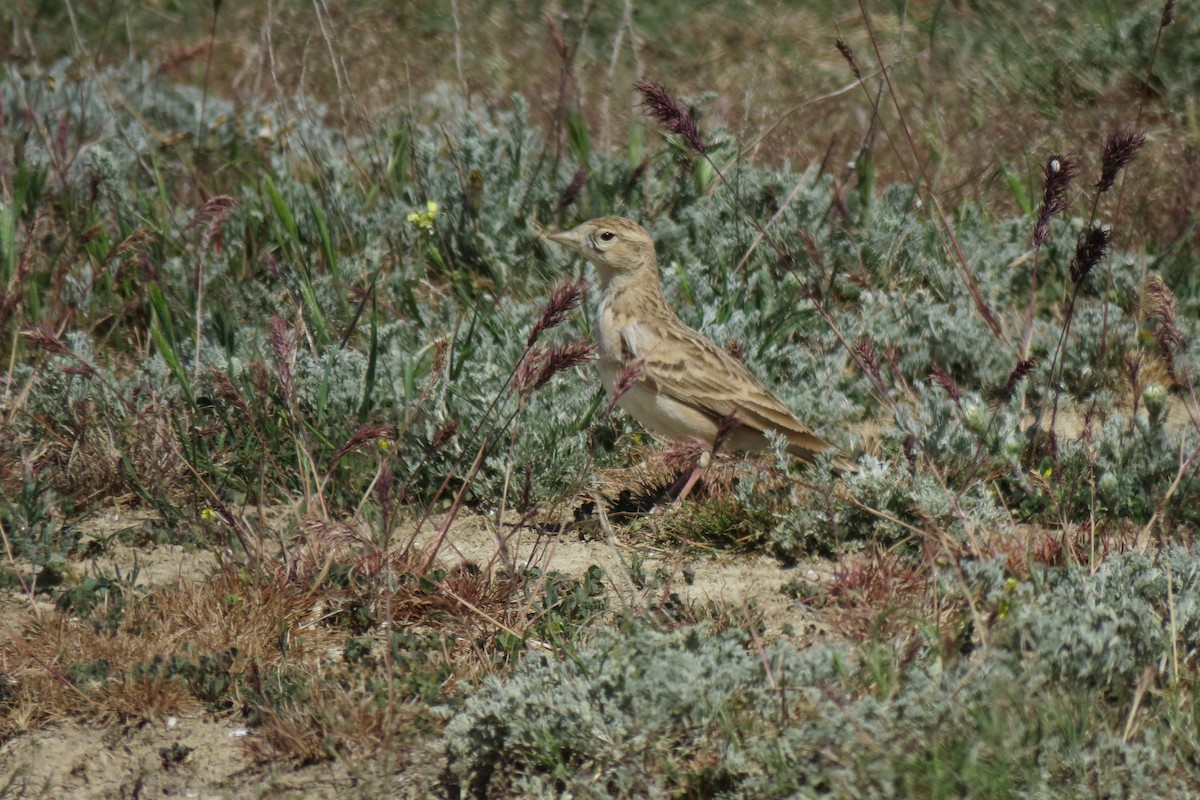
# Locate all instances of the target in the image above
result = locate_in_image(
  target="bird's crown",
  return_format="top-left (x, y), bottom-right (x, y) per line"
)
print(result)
top-left (546, 216), bottom-right (657, 275)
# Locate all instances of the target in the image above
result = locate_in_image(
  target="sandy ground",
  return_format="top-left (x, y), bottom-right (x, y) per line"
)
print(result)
top-left (1, 505), bottom-right (836, 798)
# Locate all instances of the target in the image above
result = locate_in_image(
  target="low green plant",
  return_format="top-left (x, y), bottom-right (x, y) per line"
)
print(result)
top-left (0, 479), bottom-right (78, 590)
top-left (445, 548), bottom-right (1200, 798)
top-left (54, 561), bottom-right (139, 635)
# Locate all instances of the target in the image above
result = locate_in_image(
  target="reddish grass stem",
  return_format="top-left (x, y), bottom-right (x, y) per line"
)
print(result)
top-left (849, 2), bottom-right (1005, 341)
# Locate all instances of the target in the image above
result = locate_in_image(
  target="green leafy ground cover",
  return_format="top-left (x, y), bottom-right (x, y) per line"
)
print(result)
top-left (1, 1), bottom-right (1198, 797)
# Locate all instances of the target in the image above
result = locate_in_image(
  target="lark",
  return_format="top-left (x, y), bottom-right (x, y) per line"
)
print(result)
top-left (546, 216), bottom-right (843, 479)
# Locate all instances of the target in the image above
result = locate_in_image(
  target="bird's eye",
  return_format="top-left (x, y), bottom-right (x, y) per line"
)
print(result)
top-left (599, 231), bottom-right (616, 242)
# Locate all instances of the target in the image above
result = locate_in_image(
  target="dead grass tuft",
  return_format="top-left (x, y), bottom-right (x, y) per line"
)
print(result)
top-left (3, 566), bottom-right (330, 734)
top-left (815, 549), bottom-right (931, 642)
top-left (1, 373), bottom-right (192, 509)
top-left (2, 520), bottom-right (529, 762)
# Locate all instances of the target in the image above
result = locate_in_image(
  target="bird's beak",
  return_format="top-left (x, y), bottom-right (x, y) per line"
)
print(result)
top-left (545, 227), bottom-right (584, 252)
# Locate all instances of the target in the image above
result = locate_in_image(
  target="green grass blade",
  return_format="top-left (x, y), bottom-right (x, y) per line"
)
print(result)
top-left (147, 283), bottom-right (194, 404)
top-left (0, 200), bottom-right (15, 284)
top-left (358, 293), bottom-right (379, 423)
top-left (992, 142), bottom-right (1032, 215)
top-left (567, 111), bottom-right (592, 166)
top-left (264, 176), bottom-right (299, 245)
top-left (297, 278), bottom-right (332, 348)
top-left (309, 195), bottom-right (338, 283)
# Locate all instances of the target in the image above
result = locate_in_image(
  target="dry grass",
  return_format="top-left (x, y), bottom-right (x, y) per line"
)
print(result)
top-left (11, 1), bottom-right (1195, 252)
top-left (3, 0), bottom-right (1198, 793)
top-left (4, 567), bottom-right (327, 733)
top-left (0, 521), bottom-right (532, 765)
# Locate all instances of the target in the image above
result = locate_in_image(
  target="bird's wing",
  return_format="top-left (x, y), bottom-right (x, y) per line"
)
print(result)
top-left (621, 318), bottom-right (834, 460)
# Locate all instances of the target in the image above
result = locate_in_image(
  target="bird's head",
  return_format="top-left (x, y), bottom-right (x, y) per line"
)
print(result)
top-left (545, 216), bottom-right (657, 282)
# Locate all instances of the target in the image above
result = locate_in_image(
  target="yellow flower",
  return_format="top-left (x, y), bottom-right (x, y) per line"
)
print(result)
top-left (407, 200), bottom-right (439, 233)
top-left (377, 438), bottom-right (391, 450)
top-left (1004, 577), bottom-right (1018, 593)
top-left (200, 507), bottom-right (217, 522)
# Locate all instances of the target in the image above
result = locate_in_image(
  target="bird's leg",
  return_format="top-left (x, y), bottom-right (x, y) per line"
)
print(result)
top-left (673, 450), bottom-right (712, 504)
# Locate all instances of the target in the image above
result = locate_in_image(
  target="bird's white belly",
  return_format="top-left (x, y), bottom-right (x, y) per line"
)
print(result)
top-left (594, 289), bottom-right (717, 444)
top-left (599, 361), bottom-right (717, 444)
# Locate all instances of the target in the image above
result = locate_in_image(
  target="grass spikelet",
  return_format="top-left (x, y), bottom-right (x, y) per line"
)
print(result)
top-left (329, 423), bottom-right (397, 469)
top-left (1097, 128), bottom-right (1146, 193)
top-left (1033, 154), bottom-right (1076, 248)
top-left (995, 358), bottom-right (1037, 403)
top-left (854, 334), bottom-right (881, 381)
top-left (835, 38), bottom-right (860, 80)
top-left (185, 194), bottom-right (238, 252)
top-left (103, 227), bottom-right (156, 263)
top-left (515, 337), bottom-right (596, 396)
top-left (634, 78), bottom-right (706, 155)
top-left (269, 317), bottom-right (297, 405)
top-left (557, 167), bottom-right (587, 212)
top-left (1069, 225), bottom-right (1110, 285)
top-left (1145, 275), bottom-right (1184, 382)
top-left (606, 357), bottom-right (645, 416)
top-left (430, 420), bottom-right (458, 451)
top-left (928, 364), bottom-right (962, 410)
top-left (20, 323), bottom-right (70, 358)
top-left (527, 279), bottom-right (587, 348)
